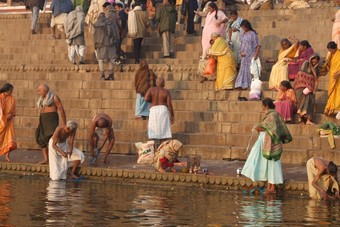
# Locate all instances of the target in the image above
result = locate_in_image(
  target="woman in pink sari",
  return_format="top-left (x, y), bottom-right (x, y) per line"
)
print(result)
top-left (199, 2), bottom-right (227, 59)
top-left (287, 40), bottom-right (314, 81)
top-left (275, 80), bottom-right (297, 123)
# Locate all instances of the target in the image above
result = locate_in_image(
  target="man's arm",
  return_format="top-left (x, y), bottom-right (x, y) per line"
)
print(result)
top-left (68, 129), bottom-right (76, 156)
top-left (166, 91), bottom-right (174, 124)
top-left (144, 88), bottom-right (152, 102)
top-left (312, 164), bottom-right (328, 199)
top-left (88, 121), bottom-right (96, 156)
top-left (54, 95), bottom-right (66, 125)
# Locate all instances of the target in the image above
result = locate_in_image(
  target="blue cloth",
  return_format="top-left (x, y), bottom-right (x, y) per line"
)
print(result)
top-left (241, 132), bottom-right (283, 184)
top-left (51, 0), bottom-right (73, 17)
top-left (135, 93), bottom-right (150, 117)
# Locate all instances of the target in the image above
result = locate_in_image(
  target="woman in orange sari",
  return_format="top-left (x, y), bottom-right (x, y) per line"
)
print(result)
top-left (0, 83), bottom-right (17, 161)
top-left (274, 80), bottom-right (297, 123)
top-left (323, 41), bottom-right (340, 116)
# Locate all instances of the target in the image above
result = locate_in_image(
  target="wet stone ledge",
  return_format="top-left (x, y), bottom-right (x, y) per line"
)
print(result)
top-left (0, 162), bottom-right (309, 193)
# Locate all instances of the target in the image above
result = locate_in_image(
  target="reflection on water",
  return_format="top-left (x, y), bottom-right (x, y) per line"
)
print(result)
top-left (1, 175), bottom-right (340, 226)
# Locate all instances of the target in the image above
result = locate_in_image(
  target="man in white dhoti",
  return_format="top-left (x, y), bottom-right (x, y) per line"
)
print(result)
top-left (306, 157), bottom-right (340, 200)
top-left (49, 120), bottom-right (85, 180)
top-left (144, 78), bottom-right (174, 148)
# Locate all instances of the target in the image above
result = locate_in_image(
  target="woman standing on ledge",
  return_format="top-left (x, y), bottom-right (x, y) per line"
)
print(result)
top-left (242, 98), bottom-right (292, 194)
top-left (0, 83), bottom-right (17, 162)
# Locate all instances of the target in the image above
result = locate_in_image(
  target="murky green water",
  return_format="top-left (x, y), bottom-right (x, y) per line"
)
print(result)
top-left (1, 175), bottom-right (340, 226)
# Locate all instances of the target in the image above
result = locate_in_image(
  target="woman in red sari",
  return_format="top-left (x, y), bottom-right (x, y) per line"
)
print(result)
top-left (0, 83), bottom-right (17, 161)
top-left (287, 40), bottom-right (314, 81)
top-left (274, 80), bottom-right (297, 123)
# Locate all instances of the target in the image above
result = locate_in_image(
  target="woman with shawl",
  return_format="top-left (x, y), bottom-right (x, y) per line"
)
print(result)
top-left (294, 54), bottom-right (320, 124)
top-left (0, 83), bottom-right (16, 162)
top-left (287, 40), bottom-right (314, 81)
top-left (323, 41), bottom-right (340, 116)
top-left (235, 20), bottom-right (261, 90)
top-left (225, 11), bottom-right (243, 64)
top-left (207, 33), bottom-right (237, 90)
top-left (134, 60), bottom-right (157, 119)
top-left (268, 38), bottom-right (299, 90)
top-left (151, 139), bottom-right (186, 173)
top-left (274, 80), bottom-right (297, 123)
top-left (200, 2), bottom-right (227, 59)
top-left (242, 98), bottom-right (292, 194)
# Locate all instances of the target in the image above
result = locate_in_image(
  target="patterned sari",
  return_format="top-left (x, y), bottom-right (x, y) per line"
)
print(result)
top-left (288, 47), bottom-right (314, 80)
top-left (0, 94), bottom-right (17, 156)
top-left (259, 110), bottom-right (292, 161)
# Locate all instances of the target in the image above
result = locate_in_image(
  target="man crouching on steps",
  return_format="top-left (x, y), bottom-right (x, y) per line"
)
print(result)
top-left (36, 83), bottom-right (66, 164)
top-left (88, 113), bottom-right (115, 164)
top-left (49, 120), bottom-right (84, 180)
top-left (144, 77), bottom-right (174, 149)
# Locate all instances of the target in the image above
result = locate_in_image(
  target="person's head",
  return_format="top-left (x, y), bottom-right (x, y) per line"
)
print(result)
top-left (310, 54), bottom-right (320, 66)
top-left (163, 0), bottom-right (169, 4)
top-left (210, 32), bottom-right (220, 42)
top-left (230, 10), bottom-right (238, 21)
top-left (280, 38), bottom-right (292, 50)
top-left (208, 2), bottom-right (219, 20)
top-left (156, 77), bottom-right (165, 87)
top-left (65, 120), bottom-right (78, 133)
top-left (0, 83), bottom-right (13, 96)
top-left (139, 59), bottom-right (148, 69)
top-left (327, 41), bottom-right (338, 54)
top-left (115, 2), bottom-right (123, 10)
top-left (300, 40), bottom-right (311, 51)
top-left (240, 20), bottom-right (255, 33)
top-left (262, 98), bottom-right (275, 110)
top-left (97, 118), bottom-right (107, 128)
top-left (37, 83), bottom-right (49, 98)
top-left (279, 80), bottom-right (293, 91)
top-left (328, 162), bottom-right (338, 177)
top-left (103, 2), bottom-right (112, 10)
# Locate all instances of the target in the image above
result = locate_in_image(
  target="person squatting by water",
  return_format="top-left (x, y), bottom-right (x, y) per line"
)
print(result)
top-left (144, 77), bottom-right (174, 149)
top-left (151, 139), bottom-right (187, 173)
top-left (36, 84), bottom-right (66, 165)
top-left (0, 83), bottom-right (17, 162)
top-left (88, 112), bottom-right (115, 164)
top-left (49, 120), bottom-right (85, 180)
top-left (242, 98), bottom-right (292, 194)
top-left (306, 157), bottom-right (340, 200)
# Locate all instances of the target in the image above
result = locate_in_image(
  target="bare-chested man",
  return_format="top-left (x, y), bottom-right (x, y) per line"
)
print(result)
top-left (144, 78), bottom-right (174, 148)
top-left (88, 113), bottom-right (115, 164)
top-left (36, 84), bottom-right (66, 164)
top-left (306, 157), bottom-right (340, 199)
top-left (49, 120), bottom-right (84, 180)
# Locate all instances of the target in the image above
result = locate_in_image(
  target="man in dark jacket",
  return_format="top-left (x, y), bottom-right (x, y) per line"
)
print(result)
top-left (155, 0), bottom-right (177, 58)
top-left (185, 0), bottom-right (197, 36)
top-left (50, 0), bottom-right (73, 38)
top-left (25, 0), bottom-right (45, 34)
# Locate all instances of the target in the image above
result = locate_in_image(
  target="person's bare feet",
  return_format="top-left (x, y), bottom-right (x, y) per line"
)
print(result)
top-left (70, 173), bottom-right (79, 179)
top-left (170, 168), bottom-right (176, 173)
top-left (102, 159), bottom-right (109, 164)
top-left (5, 154), bottom-right (11, 162)
top-left (306, 120), bottom-right (315, 125)
top-left (38, 160), bottom-right (48, 164)
top-left (265, 190), bottom-right (277, 195)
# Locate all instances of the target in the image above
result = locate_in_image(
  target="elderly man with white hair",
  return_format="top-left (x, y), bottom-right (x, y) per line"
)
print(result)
top-left (36, 83), bottom-right (66, 165)
top-left (49, 120), bottom-right (85, 180)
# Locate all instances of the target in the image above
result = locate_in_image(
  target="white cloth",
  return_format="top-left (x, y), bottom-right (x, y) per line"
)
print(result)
top-left (148, 105), bottom-right (172, 139)
top-left (250, 57), bottom-right (261, 79)
top-left (68, 44), bottom-right (86, 61)
top-left (48, 139), bottom-right (85, 180)
top-left (36, 91), bottom-right (54, 108)
top-left (128, 7), bottom-right (139, 38)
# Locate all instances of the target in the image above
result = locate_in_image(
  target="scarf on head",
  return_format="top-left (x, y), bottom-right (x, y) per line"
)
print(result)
top-left (37, 91), bottom-right (54, 108)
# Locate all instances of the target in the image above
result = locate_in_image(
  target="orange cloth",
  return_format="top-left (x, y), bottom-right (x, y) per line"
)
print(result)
top-left (324, 49), bottom-right (340, 115)
top-left (275, 88), bottom-right (297, 104)
top-left (0, 94), bottom-right (17, 156)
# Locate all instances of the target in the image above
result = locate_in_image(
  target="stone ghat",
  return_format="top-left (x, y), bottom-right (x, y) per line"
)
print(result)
top-left (0, 161), bottom-right (309, 193)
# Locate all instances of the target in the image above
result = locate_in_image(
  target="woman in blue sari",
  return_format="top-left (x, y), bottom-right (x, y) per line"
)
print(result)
top-left (242, 98), bottom-right (292, 194)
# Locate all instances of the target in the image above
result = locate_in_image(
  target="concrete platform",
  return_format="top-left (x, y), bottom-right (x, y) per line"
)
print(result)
top-left (0, 149), bottom-right (309, 193)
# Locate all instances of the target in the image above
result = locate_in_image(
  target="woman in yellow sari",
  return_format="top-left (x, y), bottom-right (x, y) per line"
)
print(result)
top-left (209, 33), bottom-right (237, 90)
top-left (323, 41), bottom-right (340, 116)
top-left (268, 38), bottom-right (299, 90)
top-left (0, 83), bottom-right (16, 161)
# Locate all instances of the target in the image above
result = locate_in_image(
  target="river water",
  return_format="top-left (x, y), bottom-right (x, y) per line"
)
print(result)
top-left (1, 175), bottom-right (340, 226)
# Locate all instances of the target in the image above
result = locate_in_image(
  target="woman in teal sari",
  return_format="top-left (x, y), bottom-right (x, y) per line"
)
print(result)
top-left (242, 98), bottom-right (292, 194)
